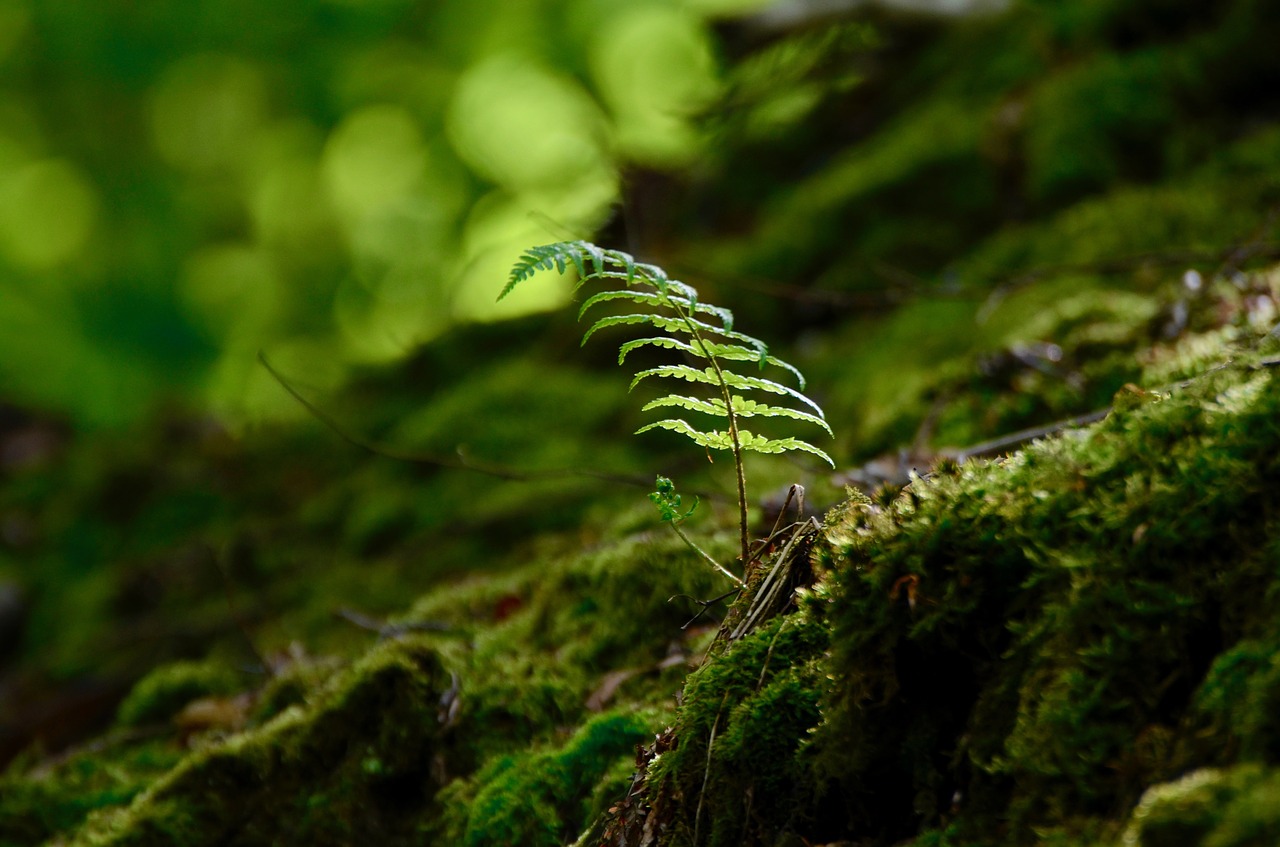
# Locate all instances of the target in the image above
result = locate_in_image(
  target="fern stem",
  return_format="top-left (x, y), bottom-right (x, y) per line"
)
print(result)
top-left (715, 361), bottom-right (751, 568)
top-left (666, 298), bottom-right (752, 568)
top-left (668, 521), bottom-right (743, 587)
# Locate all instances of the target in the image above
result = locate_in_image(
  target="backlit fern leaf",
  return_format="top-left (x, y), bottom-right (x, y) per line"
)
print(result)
top-left (500, 241), bottom-right (833, 469)
top-left (641, 396), bottom-right (832, 435)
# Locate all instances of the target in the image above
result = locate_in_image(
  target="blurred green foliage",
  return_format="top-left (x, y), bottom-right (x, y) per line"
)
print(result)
top-left (0, 0), bottom-right (761, 425)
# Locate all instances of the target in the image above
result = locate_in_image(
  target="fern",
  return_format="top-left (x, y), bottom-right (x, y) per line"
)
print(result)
top-left (501, 240), bottom-right (833, 570)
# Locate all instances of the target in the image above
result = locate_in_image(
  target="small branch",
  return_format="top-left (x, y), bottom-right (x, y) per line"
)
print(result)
top-left (668, 521), bottom-right (744, 587)
top-left (949, 409), bottom-right (1110, 464)
top-left (258, 351), bottom-right (654, 490)
top-left (671, 588), bottom-right (742, 630)
top-left (335, 608), bottom-right (452, 639)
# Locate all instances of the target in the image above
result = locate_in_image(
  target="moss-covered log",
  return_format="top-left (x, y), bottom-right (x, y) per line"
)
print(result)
top-left (630, 348), bottom-right (1280, 846)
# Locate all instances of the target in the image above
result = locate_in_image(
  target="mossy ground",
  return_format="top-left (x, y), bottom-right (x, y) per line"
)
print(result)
top-left (633, 332), bottom-right (1280, 847)
top-left (7, 254), bottom-right (1280, 846)
top-left (0, 518), bottom-right (733, 846)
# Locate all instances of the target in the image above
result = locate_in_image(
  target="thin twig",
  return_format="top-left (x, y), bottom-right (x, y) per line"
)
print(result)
top-left (667, 519), bottom-right (743, 586)
top-left (335, 608), bottom-right (451, 639)
top-left (258, 351), bottom-right (655, 491)
top-left (672, 588), bottom-right (742, 630)
top-left (947, 356), bottom-right (1280, 465)
top-left (694, 692), bottom-right (730, 847)
top-left (755, 618), bottom-right (789, 691)
top-left (732, 517), bottom-right (819, 640)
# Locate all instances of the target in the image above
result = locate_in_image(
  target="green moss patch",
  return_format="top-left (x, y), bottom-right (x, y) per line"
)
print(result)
top-left (0, 741), bottom-right (180, 847)
top-left (22, 521), bottom-right (736, 846)
top-left (814, 355), bottom-right (1280, 841)
top-left (444, 710), bottom-right (656, 847)
top-left (114, 660), bottom-right (247, 729)
top-left (627, 343), bottom-right (1280, 846)
top-left (70, 636), bottom-right (447, 847)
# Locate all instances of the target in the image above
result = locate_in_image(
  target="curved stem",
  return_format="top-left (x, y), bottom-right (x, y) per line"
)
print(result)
top-left (707, 357), bottom-right (750, 567)
top-left (668, 521), bottom-right (743, 587)
top-left (664, 295), bottom-right (751, 568)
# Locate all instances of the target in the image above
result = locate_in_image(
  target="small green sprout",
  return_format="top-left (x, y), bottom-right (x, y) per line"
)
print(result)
top-left (649, 475), bottom-right (742, 587)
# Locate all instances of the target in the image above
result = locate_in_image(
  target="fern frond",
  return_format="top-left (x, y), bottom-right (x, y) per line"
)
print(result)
top-left (630, 365), bottom-right (825, 417)
top-left (502, 244), bottom-right (573, 298)
top-left (636, 418), bottom-right (736, 450)
top-left (581, 270), bottom-right (702, 302)
top-left (583, 314), bottom-right (765, 353)
top-left (616, 337), bottom-right (803, 385)
top-left (640, 395), bottom-right (725, 417)
top-left (689, 342), bottom-right (803, 386)
top-left (578, 290), bottom-right (734, 329)
top-left (616, 336), bottom-right (700, 363)
top-left (735, 430), bottom-right (835, 466)
top-left (641, 395), bottom-right (833, 435)
top-left (502, 239), bottom-right (836, 568)
top-left (730, 398), bottom-right (832, 434)
top-left (635, 420), bottom-right (835, 467)
top-left (502, 240), bottom-right (618, 298)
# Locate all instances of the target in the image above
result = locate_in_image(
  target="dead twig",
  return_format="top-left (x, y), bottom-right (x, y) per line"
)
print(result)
top-left (672, 588), bottom-right (742, 631)
top-left (731, 517), bottom-right (820, 641)
top-left (335, 607), bottom-right (451, 639)
top-left (693, 692), bottom-right (730, 847)
top-left (258, 351), bottom-right (657, 492)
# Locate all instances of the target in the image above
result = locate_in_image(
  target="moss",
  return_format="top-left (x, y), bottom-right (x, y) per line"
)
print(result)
top-left (0, 741), bottom-right (180, 847)
top-left (402, 526), bottom-right (732, 772)
top-left (510, 531), bottom-right (732, 670)
top-left (1204, 769), bottom-right (1280, 846)
top-left (70, 636), bottom-right (447, 847)
top-left (8, 7), bottom-right (1280, 846)
top-left (687, 0), bottom-right (1280, 320)
top-left (115, 660), bottom-right (246, 728)
top-left (1121, 765), bottom-right (1280, 847)
top-left (44, 521), bottom-right (734, 845)
top-left (447, 650), bottom-right (592, 768)
top-left (1190, 637), bottom-right (1280, 765)
top-left (813, 354), bottom-right (1280, 840)
top-left (625, 331), bottom-right (1280, 845)
top-left (957, 122), bottom-right (1280, 292)
top-left (249, 654), bottom-right (343, 725)
top-left (456, 710), bottom-right (656, 847)
top-left (718, 96), bottom-right (999, 288)
top-left (647, 614), bottom-right (833, 846)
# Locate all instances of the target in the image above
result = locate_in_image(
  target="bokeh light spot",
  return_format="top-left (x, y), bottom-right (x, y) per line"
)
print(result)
top-left (180, 244), bottom-right (280, 339)
top-left (446, 54), bottom-right (612, 193)
top-left (0, 158), bottom-right (98, 269)
top-left (589, 6), bottom-right (721, 164)
top-left (322, 105), bottom-right (428, 220)
top-left (150, 54), bottom-right (268, 172)
top-left (335, 261), bottom-right (450, 363)
top-left (450, 191), bottom-right (571, 323)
